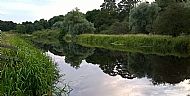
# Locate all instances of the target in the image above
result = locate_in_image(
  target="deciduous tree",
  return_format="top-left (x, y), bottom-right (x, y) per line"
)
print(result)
top-left (62, 8), bottom-right (95, 36)
top-left (153, 3), bottom-right (190, 36)
top-left (129, 2), bottom-right (160, 34)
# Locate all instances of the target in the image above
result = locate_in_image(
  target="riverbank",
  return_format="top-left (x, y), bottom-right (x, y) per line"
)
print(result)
top-left (0, 33), bottom-right (59, 95)
top-left (77, 34), bottom-right (190, 57)
top-left (22, 29), bottom-right (190, 57)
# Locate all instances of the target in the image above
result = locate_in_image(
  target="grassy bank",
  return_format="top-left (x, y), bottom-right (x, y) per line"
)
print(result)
top-left (31, 29), bottom-right (60, 46)
top-left (20, 29), bottom-right (63, 54)
top-left (77, 34), bottom-right (190, 57)
top-left (0, 33), bottom-right (59, 95)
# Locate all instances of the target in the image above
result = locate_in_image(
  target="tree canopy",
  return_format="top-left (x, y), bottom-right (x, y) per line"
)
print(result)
top-left (1, 0), bottom-right (190, 36)
top-left (0, 20), bottom-right (16, 31)
top-left (129, 2), bottom-right (160, 34)
top-left (62, 8), bottom-right (95, 36)
top-left (153, 3), bottom-right (190, 36)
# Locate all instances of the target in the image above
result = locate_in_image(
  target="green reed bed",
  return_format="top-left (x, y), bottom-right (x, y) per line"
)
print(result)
top-left (31, 29), bottom-right (60, 46)
top-left (77, 34), bottom-right (190, 57)
top-left (0, 33), bottom-right (59, 96)
top-left (21, 29), bottom-right (61, 51)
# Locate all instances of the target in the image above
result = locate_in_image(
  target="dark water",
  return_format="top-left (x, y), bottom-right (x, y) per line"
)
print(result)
top-left (44, 41), bottom-right (190, 96)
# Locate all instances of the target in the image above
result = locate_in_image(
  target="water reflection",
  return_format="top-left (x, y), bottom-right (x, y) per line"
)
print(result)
top-left (45, 41), bottom-right (190, 85)
top-left (39, 40), bottom-right (190, 95)
top-left (59, 41), bottom-right (95, 69)
top-left (38, 40), bottom-right (95, 68)
top-left (86, 49), bottom-right (135, 79)
top-left (128, 53), bottom-right (190, 85)
top-left (47, 52), bottom-right (190, 96)
top-left (86, 49), bottom-right (190, 85)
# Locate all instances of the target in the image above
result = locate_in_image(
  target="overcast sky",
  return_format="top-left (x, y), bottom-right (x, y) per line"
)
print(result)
top-left (0, 0), bottom-right (154, 23)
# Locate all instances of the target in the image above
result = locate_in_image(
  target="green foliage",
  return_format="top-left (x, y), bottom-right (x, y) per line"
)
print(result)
top-left (85, 9), bottom-right (101, 23)
top-left (184, 0), bottom-right (190, 7)
top-left (0, 20), bottom-right (16, 31)
top-left (129, 2), bottom-right (160, 34)
top-left (101, 20), bottom-right (129, 34)
top-left (38, 19), bottom-right (49, 29)
top-left (62, 8), bottom-right (95, 36)
top-left (64, 34), bottom-right (73, 42)
top-left (100, 0), bottom-right (118, 14)
top-left (33, 20), bottom-right (44, 31)
top-left (31, 29), bottom-right (61, 48)
top-left (52, 21), bottom-right (64, 29)
top-left (156, 0), bottom-right (176, 8)
top-left (23, 22), bottom-right (35, 34)
top-left (26, 30), bottom-right (95, 69)
top-left (16, 25), bottom-right (27, 33)
top-left (0, 34), bottom-right (58, 95)
top-left (117, 0), bottom-right (140, 21)
top-left (15, 20), bottom-right (49, 34)
top-left (153, 3), bottom-right (190, 36)
top-left (86, 9), bottom-right (118, 33)
top-left (77, 34), bottom-right (190, 57)
top-left (85, 0), bottom-right (141, 33)
top-left (16, 21), bottom-right (35, 34)
top-left (156, 0), bottom-right (187, 8)
top-left (48, 15), bottom-right (64, 27)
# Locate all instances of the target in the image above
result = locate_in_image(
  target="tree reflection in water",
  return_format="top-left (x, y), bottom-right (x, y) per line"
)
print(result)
top-left (51, 40), bottom-right (95, 69)
top-left (41, 40), bottom-right (190, 85)
top-left (86, 49), bottom-right (190, 85)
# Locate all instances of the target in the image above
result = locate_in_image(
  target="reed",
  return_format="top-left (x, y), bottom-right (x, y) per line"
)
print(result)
top-left (0, 33), bottom-right (59, 95)
top-left (77, 34), bottom-right (190, 57)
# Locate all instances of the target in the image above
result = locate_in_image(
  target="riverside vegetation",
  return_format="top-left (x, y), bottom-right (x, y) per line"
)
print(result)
top-left (1, 0), bottom-right (190, 95)
top-left (0, 33), bottom-right (59, 95)
top-left (26, 30), bottom-right (190, 57)
top-left (77, 34), bottom-right (190, 57)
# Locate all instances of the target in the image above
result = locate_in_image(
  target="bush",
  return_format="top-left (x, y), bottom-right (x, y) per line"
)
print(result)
top-left (105, 20), bottom-right (129, 34)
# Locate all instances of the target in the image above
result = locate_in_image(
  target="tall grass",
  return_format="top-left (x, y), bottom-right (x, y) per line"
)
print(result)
top-left (20, 29), bottom-right (62, 53)
top-left (31, 29), bottom-right (60, 45)
top-left (77, 34), bottom-right (190, 57)
top-left (0, 33), bottom-right (59, 95)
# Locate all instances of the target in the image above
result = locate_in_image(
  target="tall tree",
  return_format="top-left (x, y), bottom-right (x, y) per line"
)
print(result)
top-left (48, 15), bottom-right (64, 27)
top-left (129, 2), bottom-right (160, 34)
top-left (33, 20), bottom-right (44, 31)
top-left (62, 8), bottom-right (95, 36)
top-left (100, 0), bottom-right (118, 14)
top-left (89, 0), bottom-right (119, 33)
top-left (85, 9), bottom-right (118, 33)
top-left (117, 0), bottom-right (140, 21)
top-left (153, 3), bottom-right (190, 36)
top-left (85, 9), bottom-right (101, 23)
top-left (22, 21), bottom-right (35, 33)
top-left (156, 0), bottom-right (187, 8)
top-left (39, 19), bottom-right (49, 29)
top-left (0, 20), bottom-right (16, 31)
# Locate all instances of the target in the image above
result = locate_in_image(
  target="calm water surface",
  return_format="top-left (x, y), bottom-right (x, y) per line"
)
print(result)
top-left (45, 42), bottom-right (190, 96)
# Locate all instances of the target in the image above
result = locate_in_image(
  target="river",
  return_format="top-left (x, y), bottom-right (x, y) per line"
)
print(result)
top-left (45, 42), bottom-right (190, 96)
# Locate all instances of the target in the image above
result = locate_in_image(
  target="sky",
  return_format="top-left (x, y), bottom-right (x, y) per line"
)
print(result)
top-left (0, 0), bottom-right (154, 23)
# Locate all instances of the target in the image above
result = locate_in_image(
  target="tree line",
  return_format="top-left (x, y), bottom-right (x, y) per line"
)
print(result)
top-left (0, 15), bottom-right (64, 33)
top-left (0, 0), bottom-right (190, 36)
